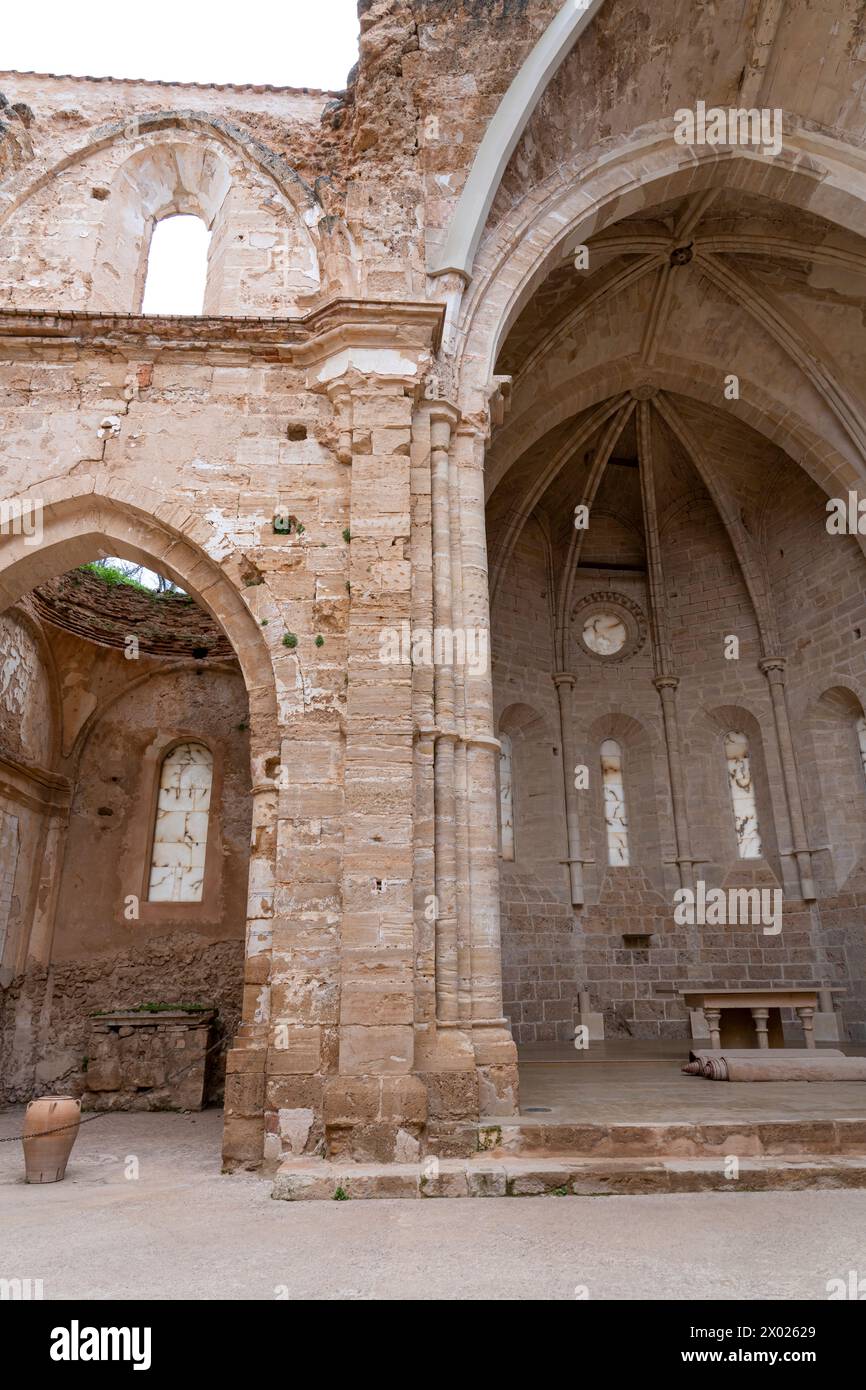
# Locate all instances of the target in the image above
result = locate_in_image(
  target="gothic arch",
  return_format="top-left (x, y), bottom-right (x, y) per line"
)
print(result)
top-left (484, 361), bottom-right (859, 506)
top-left (0, 478), bottom-right (278, 732)
top-left (687, 702), bottom-right (782, 880)
top-left (0, 603), bottom-right (63, 771)
top-left (454, 126), bottom-right (866, 412)
top-left (429, 0), bottom-right (607, 280)
top-left (0, 113), bottom-right (323, 314)
top-left (0, 108), bottom-right (321, 230)
top-left (65, 659), bottom-right (241, 765)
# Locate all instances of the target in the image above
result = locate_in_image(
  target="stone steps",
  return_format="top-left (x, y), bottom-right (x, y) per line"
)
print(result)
top-left (476, 1117), bottom-right (866, 1159)
top-left (272, 1154), bottom-right (866, 1201)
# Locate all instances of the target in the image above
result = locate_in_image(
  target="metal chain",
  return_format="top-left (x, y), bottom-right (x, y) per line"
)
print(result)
top-left (0, 1032), bottom-right (230, 1143)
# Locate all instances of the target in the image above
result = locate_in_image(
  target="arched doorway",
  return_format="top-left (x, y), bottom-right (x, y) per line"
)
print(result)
top-left (465, 145), bottom-right (866, 1095)
top-left (0, 487), bottom-right (279, 1154)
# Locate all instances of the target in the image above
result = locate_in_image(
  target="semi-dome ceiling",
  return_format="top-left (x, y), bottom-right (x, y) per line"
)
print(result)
top-left (486, 182), bottom-right (866, 664)
top-left (30, 568), bottom-right (235, 660)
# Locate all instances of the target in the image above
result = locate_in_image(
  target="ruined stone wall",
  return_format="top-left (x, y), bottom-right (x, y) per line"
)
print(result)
top-left (2, 938), bottom-right (244, 1105)
top-left (0, 609), bottom-right (253, 1102)
top-left (0, 0), bottom-right (559, 317)
top-left (3, 0), bottom-right (866, 1161)
top-left (0, 50), bottom-right (446, 1154)
top-left (0, 609), bottom-right (60, 1019)
top-left (0, 609), bottom-right (54, 765)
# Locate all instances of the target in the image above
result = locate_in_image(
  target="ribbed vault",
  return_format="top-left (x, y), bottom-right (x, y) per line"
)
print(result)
top-left (487, 182), bottom-right (866, 665)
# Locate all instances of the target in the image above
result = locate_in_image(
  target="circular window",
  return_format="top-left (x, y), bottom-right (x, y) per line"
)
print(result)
top-left (572, 591), bottom-right (648, 663)
top-left (582, 612), bottom-right (627, 656)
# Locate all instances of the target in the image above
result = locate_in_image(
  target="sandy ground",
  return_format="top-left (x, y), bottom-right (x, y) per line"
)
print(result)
top-left (1, 1106), bottom-right (865, 1301)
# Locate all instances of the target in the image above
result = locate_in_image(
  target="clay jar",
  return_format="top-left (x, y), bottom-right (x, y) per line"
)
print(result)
top-left (22, 1096), bottom-right (81, 1183)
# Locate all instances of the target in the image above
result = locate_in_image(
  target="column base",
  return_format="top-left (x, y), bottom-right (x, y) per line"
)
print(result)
top-left (323, 1074), bottom-right (428, 1163)
top-left (473, 1023), bottom-right (520, 1118)
top-left (221, 1039), bottom-right (267, 1170)
top-left (415, 1025), bottom-right (480, 1158)
top-left (224, 1023), bottom-right (521, 1168)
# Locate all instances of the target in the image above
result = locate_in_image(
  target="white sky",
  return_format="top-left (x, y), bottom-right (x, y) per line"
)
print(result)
top-left (141, 216), bottom-right (211, 315)
top-left (2, 0), bottom-right (360, 90)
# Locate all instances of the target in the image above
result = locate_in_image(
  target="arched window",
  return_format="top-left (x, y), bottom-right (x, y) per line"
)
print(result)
top-left (499, 733), bottom-right (515, 861)
top-left (856, 715), bottom-right (866, 786)
top-left (141, 214), bottom-right (211, 316)
top-left (601, 738), bottom-right (629, 866)
top-left (0, 810), bottom-right (19, 964)
top-left (724, 731), bottom-right (762, 859)
top-left (148, 742), bottom-right (214, 903)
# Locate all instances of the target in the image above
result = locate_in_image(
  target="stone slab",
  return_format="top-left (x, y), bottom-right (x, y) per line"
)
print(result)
top-left (272, 1154), bottom-right (866, 1201)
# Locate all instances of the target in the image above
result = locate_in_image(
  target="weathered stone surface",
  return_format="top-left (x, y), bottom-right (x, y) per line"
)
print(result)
top-left (271, 1155), bottom-right (866, 1201)
top-left (3, 0), bottom-right (866, 1179)
top-left (82, 1012), bottom-right (215, 1111)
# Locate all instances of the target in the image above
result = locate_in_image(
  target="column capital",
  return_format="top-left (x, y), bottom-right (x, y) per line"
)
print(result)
top-left (323, 379), bottom-right (354, 465)
top-left (759, 655), bottom-right (787, 681)
top-left (552, 670), bottom-right (576, 689)
top-left (427, 398), bottom-right (461, 432)
top-left (653, 674), bottom-right (680, 692)
top-left (324, 378), bottom-right (352, 405)
top-left (461, 732), bottom-right (501, 753)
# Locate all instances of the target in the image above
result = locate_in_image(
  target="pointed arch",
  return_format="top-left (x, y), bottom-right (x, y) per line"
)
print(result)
top-left (0, 108), bottom-right (321, 230)
top-left (429, 0), bottom-right (607, 281)
top-left (1, 114), bottom-right (323, 314)
top-left (0, 477), bottom-right (278, 725)
top-left (455, 125), bottom-right (866, 414)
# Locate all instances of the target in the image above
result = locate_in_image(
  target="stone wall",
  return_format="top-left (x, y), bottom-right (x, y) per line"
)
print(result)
top-left (3, 0), bottom-right (866, 1166)
top-left (0, 606), bottom-right (252, 1103)
top-left (490, 402), bottom-right (866, 1043)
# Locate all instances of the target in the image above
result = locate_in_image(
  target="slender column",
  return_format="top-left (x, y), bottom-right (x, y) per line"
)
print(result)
top-left (797, 1006), bottom-right (816, 1048)
top-left (430, 403), bottom-right (460, 1025)
top-left (759, 657), bottom-right (816, 900)
top-left (653, 676), bottom-right (695, 889)
top-left (454, 422), bottom-right (505, 1027)
top-left (410, 406), bottom-right (437, 1027)
top-left (705, 1008), bottom-right (722, 1050)
top-left (454, 421), bottom-right (518, 1113)
top-left (552, 671), bottom-right (584, 907)
top-left (751, 1006), bottom-right (770, 1049)
top-left (636, 398), bottom-right (694, 888)
top-left (446, 421), bottom-right (473, 1023)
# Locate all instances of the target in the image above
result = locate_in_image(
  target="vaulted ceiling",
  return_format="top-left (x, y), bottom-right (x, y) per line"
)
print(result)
top-left (486, 182), bottom-right (866, 664)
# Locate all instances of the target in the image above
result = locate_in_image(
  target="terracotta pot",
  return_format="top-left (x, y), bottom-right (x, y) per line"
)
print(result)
top-left (22, 1096), bottom-right (81, 1184)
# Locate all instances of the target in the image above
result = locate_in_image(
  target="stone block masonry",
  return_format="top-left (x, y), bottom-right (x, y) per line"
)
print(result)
top-left (4, 0), bottom-right (866, 1175)
top-left (83, 1010), bottom-right (216, 1111)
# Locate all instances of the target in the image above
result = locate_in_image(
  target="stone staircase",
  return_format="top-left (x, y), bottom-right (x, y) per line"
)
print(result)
top-left (271, 1116), bottom-right (866, 1201)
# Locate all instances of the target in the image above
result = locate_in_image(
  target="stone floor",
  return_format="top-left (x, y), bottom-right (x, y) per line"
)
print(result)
top-left (516, 1040), bottom-right (866, 1124)
top-left (2, 1107), bottom-right (865, 1299)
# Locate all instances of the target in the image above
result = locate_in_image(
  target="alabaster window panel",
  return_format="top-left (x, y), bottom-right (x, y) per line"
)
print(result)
top-left (601, 738), bottom-right (630, 866)
top-left (583, 611), bottom-right (627, 656)
top-left (499, 733), bottom-right (515, 861)
top-left (573, 593), bottom-right (648, 665)
top-left (0, 809), bottom-right (19, 962)
top-left (147, 742), bottom-right (214, 903)
top-left (857, 715), bottom-right (866, 788)
top-left (724, 731), bottom-right (763, 860)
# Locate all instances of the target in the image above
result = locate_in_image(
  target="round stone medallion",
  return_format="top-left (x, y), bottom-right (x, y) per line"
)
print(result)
top-left (572, 592), bottom-right (647, 663)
